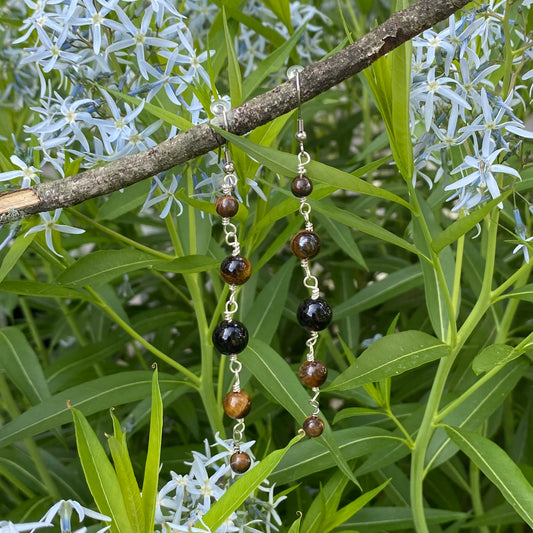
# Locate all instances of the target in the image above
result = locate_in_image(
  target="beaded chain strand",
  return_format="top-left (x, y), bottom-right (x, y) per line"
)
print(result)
top-left (288, 66), bottom-right (332, 438)
top-left (210, 100), bottom-right (253, 474)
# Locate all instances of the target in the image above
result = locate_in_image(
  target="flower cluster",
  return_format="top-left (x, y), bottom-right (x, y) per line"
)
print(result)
top-left (410, 0), bottom-right (533, 260)
top-left (156, 434), bottom-right (285, 533)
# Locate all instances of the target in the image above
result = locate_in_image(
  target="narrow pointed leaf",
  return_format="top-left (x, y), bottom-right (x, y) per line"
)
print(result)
top-left (57, 249), bottom-right (160, 287)
top-left (152, 255), bottom-right (219, 274)
top-left (0, 371), bottom-right (178, 448)
top-left (223, 9), bottom-right (242, 106)
top-left (0, 280), bottom-right (91, 300)
top-left (241, 339), bottom-right (359, 486)
top-left (141, 367), bottom-right (163, 533)
top-left (107, 413), bottom-right (143, 533)
top-left (287, 514), bottom-right (302, 533)
top-left (0, 232), bottom-right (35, 283)
top-left (201, 433), bottom-right (303, 531)
top-left (472, 344), bottom-right (515, 375)
top-left (71, 407), bottom-right (133, 533)
top-left (0, 327), bottom-right (50, 406)
top-left (327, 331), bottom-right (450, 391)
top-left (445, 425), bottom-right (533, 528)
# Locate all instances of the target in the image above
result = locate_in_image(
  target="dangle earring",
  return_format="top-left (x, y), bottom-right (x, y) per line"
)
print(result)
top-left (287, 66), bottom-right (332, 438)
top-left (210, 100), bottom-right (253, 474)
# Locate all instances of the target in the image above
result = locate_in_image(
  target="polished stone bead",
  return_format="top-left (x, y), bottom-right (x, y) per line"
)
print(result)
top-left (299, 360), bottom-right (328, 388)
top-left (223, 391), bottom-right (252, 419)
top-left (215, 195), bottom-right (239, 218)
top-left (297, 297), bottom-right (332, 331)
top-left (290, 230), bottom-right (320, 259)
top-left (212, 320), bottom-right (248, 354)
top-left (291, 176), bottom-right (313, 197)
top-left (230, 452), bottom-right (252, 473)
top-left (220, 255), bottom-right (251, 285)
top-left (303, 415), bottom-right (324, 437)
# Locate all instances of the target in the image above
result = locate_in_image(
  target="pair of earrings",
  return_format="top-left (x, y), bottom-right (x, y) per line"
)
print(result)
top-left (211, 67), bottom-right (332, 474)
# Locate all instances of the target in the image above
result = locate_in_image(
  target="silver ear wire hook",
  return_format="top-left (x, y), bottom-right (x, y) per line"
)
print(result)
top-left (211, 99), bottom-right (233, 163)
top-left (287, 65), bottom-right (307, 148)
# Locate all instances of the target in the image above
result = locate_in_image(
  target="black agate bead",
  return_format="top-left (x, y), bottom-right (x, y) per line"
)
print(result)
top-left (297, 297), bottom-right (332, 331)
top-left (212, 320), bottom-right (249, 354)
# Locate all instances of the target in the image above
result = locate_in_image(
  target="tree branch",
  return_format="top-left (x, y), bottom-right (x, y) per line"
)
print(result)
top-left (0, 0), bottom-right (470, 224)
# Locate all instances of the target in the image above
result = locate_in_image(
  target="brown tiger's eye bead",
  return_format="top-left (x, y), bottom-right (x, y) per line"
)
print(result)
top-left (290, 230), bottom-right (320, 259)
top-left (223, 391), bottom-right (252, 419)
top-left (303, 415), bottom-right (324, 438)
top-left (230, 452), bottom-right (252, 473)
top-left (220, 255), bottom-right (251, 285)
top-left (291, 176), bottom-right (313, 198)
top-left (215, 195), bottom-right (239, 218)
top-left (299, 360), bottom-right (328, 388)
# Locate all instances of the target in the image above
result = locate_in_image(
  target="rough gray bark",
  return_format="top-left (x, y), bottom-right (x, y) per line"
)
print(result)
top-left (0, 0), bottom-right (470, 224)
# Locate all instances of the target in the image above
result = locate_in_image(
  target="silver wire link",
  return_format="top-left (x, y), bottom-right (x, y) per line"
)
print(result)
top-left (309, 387), bottom-right (321, 416)
top-left (222, 219), bottom-right (241, 255)
top-left (305, 331), bottom-right (319, 362)
top-left (224, 285), bottom-right (239, 321)
top-left (299, 198), bottom-right (314, 231)
top-left (297, 150), bottom-right (311, 174)
top-left (229, 353), bottom-right (242, 392)
top-left (301, 259), bottom-right (320, 299)
top-left (233, 420), bottom-right (246, 447)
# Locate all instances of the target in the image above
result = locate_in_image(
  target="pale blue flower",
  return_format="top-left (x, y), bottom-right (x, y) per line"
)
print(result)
top-left (0, 155), bottom-right (41, 188)
top-left (0, 520), bottom-right (51, 533)
top-left (141, 175), bottom-right (184, 218)
top-left (512, 208), bottom-right (533, 263)
top-left (25, 209), bottom-right (85, 256)
top-left (38, 499), bottom-right (110, 533)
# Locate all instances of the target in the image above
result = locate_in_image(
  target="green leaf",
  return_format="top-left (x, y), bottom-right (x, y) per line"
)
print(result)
top-left (287, 513), bottom-right (302, 533)
top-left (311, 200), bottom-right (419, 256)
top-left (0, 371), bottom-right (179, 448)
top-left (302, 469), bottom-right (350, 533)
top-left (334, 265), bottom-right (422, 319)
top-left (431, 192), bottom-right (511, 253)
top-left (201, 433), bottom-right (303, 531)
top-left (0, 327), bottom-right (50, 406)
top-left (105, 88), bottom-right (193, 131)
top-left (261, 0), bottom-right (292, 32)
top-left (427, 359), bottom-right (528, 470)
top-left (327, 331), bottom-right (450, 391)
top-left (96, 181), bottom-right (151, 222)
top-left (141, 367), bottom-right (163, 533)
top-left (472, 344), bottom-right (515, 375)
top-left (445, 425), bottom-right (533, 528)
top-left (270, 427), bottom-right (397, 485)
top-left (152, 254), bottom-right (219, 274)
top-left (0, 280), bottom-right (91, 300)
top-left (223, 8), bottom-right (243, 106)
top-left (322, 480), bottom-right (389, 532)
top-left (332, 407), bottom-right (384, 425)
top-left (342, 506), bottom-right (468, 531)
top-left (71, 407), bottom-right (133, 533)
top-left (0, 232), bottom-right (35, 284)
top-left (499, 283), bottom-right (533, 303)
top-left (243, 25), bottom-right (305, 98)
top-left (317, 213), bottom-right (367, 270)
top-left (57, 249), bottom-right (159, 287)
top-left (212, 127), bottom-right (411, 210)
top-left (246, 258), bottom-right (295, 343)
top-left (107, 413), bottom-right (143, 533)
top-left (241, 339), bottom-right (359, 486)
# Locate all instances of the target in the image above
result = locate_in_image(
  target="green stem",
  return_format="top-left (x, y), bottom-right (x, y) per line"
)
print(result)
top-left (385, 407), bottom-right (415, 448)
top-left (410, 212), bottom-right (500, 532)
top-left (19, 298), bottom-right (48, 363)
top-left (452, 234), bottom-right (464, 315)
top-left (470, 459), bottom-right (491, 533)
top-left (87, 286), bottom-right (200, 385)
top-left (0, 373), bottom-right (60, 501)
top-left (70, 210), bottom-right (174, 261)
top-left (501, 0), bottom-right (514, 97)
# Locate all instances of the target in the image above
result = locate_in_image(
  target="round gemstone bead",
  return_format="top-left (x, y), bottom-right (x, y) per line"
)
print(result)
top-left (291, 176), bottom-right (313, 198)
top-left (212, 320), bottom-right (248, 354)
top-left (290, 230), bottom-right (320, 259)
top-left (223, 391), bottom-right (252, 419)
top-left (215, 195), bottom-right (239, 218)
top-left (297, 297), bottom-right (332, 331)
top-left (303, 415), bottom-right (324, 438)
top-left (230, 452), bottom-right (251, 473)
top-left (220, 255), bottom-right (251, 285)
top-left (299, 360), bottom-right (328, 388)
